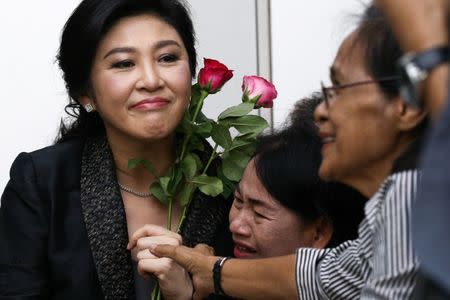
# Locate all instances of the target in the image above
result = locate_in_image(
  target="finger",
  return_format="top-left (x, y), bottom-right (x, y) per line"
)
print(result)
top-left (128, 224), bottom-right (182, 249)
top-left (193, 243), bottom-right (215, 256)
top-left (150, 244), bottom-right (196, 270)
top-left (136, 235), bottom-right (180, 251)
top-left (136, 248), bottom-right (157, 260)
top-left (137, 257), bottom-right (175, 279)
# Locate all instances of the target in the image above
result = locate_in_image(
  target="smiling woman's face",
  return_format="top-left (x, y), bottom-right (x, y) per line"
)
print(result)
top-left (228, 158), bottom-right (317, 259)
top-left (314, 30), bottom-right (402, 191)
top-left (82, 14), bottom-right (192, 143)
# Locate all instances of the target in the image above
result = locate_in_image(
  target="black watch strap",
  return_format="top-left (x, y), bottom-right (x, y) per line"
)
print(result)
top-left (398, 46), bottom-right (449, 106)
top-left (413, 46), bottom-right (450, 72)
top-left (213, 257), bottom-right (230, 296)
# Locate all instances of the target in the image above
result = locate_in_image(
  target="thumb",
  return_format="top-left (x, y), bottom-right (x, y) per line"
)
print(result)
top-left (150, 244), bottom-right (194, 271)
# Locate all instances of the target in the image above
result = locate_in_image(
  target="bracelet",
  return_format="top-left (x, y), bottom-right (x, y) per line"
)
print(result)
top-left (213, 256), bottom-right (230, 296)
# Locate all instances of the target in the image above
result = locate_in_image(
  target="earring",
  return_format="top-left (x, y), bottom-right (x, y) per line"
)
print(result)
top-left (84, 103), bottom-right (94, 113)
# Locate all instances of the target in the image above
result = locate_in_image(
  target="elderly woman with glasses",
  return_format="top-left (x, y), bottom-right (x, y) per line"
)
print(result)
top-left (145, 4), bottom-right (429, 300)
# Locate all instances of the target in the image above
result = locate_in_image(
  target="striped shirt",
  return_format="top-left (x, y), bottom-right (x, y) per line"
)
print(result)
top-left (296, 170), bottom-right (419, 299)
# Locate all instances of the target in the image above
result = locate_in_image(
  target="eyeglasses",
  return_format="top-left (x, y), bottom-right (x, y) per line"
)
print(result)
top-left (321, 76), bottom-right (400, 107)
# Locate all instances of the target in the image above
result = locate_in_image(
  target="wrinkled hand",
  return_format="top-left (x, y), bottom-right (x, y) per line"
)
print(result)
top-left (151, 243), bottom-right (218, 300)
top-left (128, 224), bottom-right (193, 300)
top-left (374, 0), bottom-right (449, 51)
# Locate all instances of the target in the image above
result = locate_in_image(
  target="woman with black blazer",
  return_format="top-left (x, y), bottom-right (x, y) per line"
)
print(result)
top-left (0, 0), bottom-right (232, 299)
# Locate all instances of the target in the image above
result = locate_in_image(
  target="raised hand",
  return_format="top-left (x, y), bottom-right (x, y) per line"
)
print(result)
top-left (128, 224), bottom-right (193, 300)
top-left (150, 243), bottom-right (217, 300)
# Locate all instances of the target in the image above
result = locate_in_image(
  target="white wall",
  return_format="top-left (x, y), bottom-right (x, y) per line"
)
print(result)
top-left (0, 2), bottom-right (79, 194)
top-left (271, 1), bottom-right (368, 127)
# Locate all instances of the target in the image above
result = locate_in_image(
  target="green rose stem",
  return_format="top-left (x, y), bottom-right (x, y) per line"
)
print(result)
top-left (165, 89), bottom-right (209, 230)
top-left (151, 286), bottom-right (161, 300)
top-left (152, 89), bottom-right (209, 300)
top-left (202, 144), bottom-right (219, 175)
top-left (172, 89), bottom-right (209, 231)
top-left (176, 143), bottom-right (219, 233)
top-left (176, 194), bottom-right (190, 233)
top-left (148, 71), bottom-right (276, 300)
top-left (179, 90), bottom-right (209, 160)
top-left (167, 196), bottom-right (173, 230)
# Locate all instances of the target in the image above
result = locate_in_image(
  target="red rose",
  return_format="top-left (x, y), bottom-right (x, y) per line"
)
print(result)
top-left (198, 58), bottom-right (234, 94)
top-left (241, 75), bottom-right (278, 108)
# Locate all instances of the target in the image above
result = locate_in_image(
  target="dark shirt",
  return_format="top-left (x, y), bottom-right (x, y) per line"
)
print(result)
top-left (132, 261), bottom-right (156, 300)
top-left (414, 95), bottom-right (450, 295)
top-left (0, 135), bottom-right (233, 299)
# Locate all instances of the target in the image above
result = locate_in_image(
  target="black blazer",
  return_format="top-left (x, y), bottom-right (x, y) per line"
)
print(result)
top-left (0, 136), bottom-right (232, 299)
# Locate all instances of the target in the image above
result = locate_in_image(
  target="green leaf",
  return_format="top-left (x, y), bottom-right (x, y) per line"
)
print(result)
top-left (228, 115), bottom-right (269, 135)
top-left (189, 85), bottom-right (208, 118)
top-left (222, 161), bottom-right (244, 182)
top-left (191, 152), bottom-right (204, 171)
top-left (197, 111), bottom-right (214, 123)
top-left (230, 134), bottom-right (258, 156)
top-left (189, 83), bottom-right (202, 110)
top-left (230, 150), bottom-right (251, 168)
top-left (235, 131), bottom-right (260, 140)
top-left (178, 183), bottom-right (195, 207)
top-left (211, 123), bottom-right (232, 150)
top-left (128, 158), bottom-right (142, 169)
top-left (222, 150), bottom-right (251, 182)
top-left (176, 112), bottom-right (192, 134)
top-left (191, 175), bottom-right (223, 197)
top-left (194, 121), bottom-right (213, 138)
top-left (218, 102), bottom-right (254, 120)
top-left (189, 134), bottom-right (205, 152)
top-left (127, 158), bottom-right (158, 176)
top-left (159, 176), bottom-right (171, 195)
top-left (150, 181), bottom-right (169, 205)
top-left (170, 166), bottom-right (184, 192)
top-left (227, 136), bottom-right (254, 153)
top-left (239, 143), bottom-right (257, 156)
top-left (181, 153), bottom-right (197, 179)
top-left (217, 166), bottom-right (237, 199)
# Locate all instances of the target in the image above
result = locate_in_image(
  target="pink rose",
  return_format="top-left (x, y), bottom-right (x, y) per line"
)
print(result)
top-left (198, 58), bottom-right (234, 94)
top-left (241, 75), bottom-right (278, 108)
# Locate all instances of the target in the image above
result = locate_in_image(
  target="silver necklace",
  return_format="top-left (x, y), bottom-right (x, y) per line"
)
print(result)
top-left (118, 183), bottom-right (152, 198)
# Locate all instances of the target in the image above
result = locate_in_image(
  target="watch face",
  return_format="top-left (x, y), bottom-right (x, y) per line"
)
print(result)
top-left (405, 63), bottom-right (427, 83)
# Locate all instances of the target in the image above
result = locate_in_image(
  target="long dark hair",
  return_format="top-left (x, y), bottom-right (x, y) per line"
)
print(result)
top-left (55, 0), bottom-right (196, 143)
top-left (253, 95), bottom-right (367, 247)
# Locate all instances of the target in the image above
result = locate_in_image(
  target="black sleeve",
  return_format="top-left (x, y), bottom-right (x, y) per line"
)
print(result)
top-left (0, 153), bottom-right (49, 299)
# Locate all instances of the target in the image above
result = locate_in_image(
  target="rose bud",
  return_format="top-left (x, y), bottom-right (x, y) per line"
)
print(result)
top-left (241, 75), bottom-right (278, 108)
top-left (198, 58), bottom-right (234, 94)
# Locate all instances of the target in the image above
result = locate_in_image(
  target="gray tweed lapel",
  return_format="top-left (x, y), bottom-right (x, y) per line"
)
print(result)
top-left (80, 135), bottom-right (134, 299)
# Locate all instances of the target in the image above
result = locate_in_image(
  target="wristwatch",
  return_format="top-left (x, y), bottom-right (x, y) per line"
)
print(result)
top-left (397, 46), bottom-right (450, 106)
